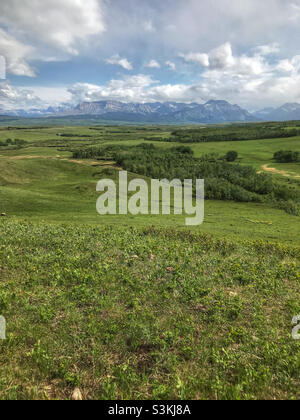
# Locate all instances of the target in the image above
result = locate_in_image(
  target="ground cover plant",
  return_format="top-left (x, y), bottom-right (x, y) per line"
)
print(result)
top-left (0, 220), bottom-right (299, 400)
top-left (0, 121), bottom-right (299, 400)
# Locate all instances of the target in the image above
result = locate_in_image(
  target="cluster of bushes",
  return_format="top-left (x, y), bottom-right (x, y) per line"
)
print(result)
top-left (115, 147), bottom-right (276, 202)
top-left (56, 133), bottom-right (93, 138)
top-left (273, 150), bottom-right (299, 163)
top-left (170, 146), bottom-right (194, 155)
top-left (0, 138), bottom-right (26, 147)
top-left (73, 143), bottom-right (300, 214)
top-left (72, 144), bottom-right (129, 160)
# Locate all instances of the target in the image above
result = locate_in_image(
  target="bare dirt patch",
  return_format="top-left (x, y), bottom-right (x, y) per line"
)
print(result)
top-left (261, 164), bottom-right (300, 179)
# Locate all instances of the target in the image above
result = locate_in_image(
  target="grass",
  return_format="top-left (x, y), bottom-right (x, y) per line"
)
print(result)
top-left (0, 220), bottom-right (299, 400)
top-left (0, 122), bottom-right (299, 400)
top-left (0, 156), bottom-right (300, 243)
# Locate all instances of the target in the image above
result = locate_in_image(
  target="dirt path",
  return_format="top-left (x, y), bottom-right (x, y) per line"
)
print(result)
top-left (261, 164), bottom-right (300, 179)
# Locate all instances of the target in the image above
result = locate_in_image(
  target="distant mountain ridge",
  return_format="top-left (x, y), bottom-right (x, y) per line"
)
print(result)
top-left (2, 99), bottom-right (300, 123)
top-left (253, 103), bottom-right (300, 121)
top-left (4, 99), bottom-right (254, 123)
top-left (65, 99), bottom-right (257, 123)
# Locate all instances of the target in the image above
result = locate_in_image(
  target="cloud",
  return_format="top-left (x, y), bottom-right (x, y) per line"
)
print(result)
top-left (209, 43), bottom-right (235, 69)
top-left (143, 20), bottom-right (156, 33)
top-left (28, 86), bottom-right (71, 105)
top-left (1, 0), bottom-right (300, 109)
top-left (145, 59), bottom-right (160, 69)
top-left (68, 74), bottom-right (207, 104)
top-left (0, 55), bottom-right (5, 79)
top-left (289, 2), bottom-right (300, 20)
top-left (105, 54), bottom-right (133, 70)
top-left (0, 29), bottom-right (35, 77)
top-left (181, 43), bottom-right (236, 70)
top-left (66, 43), bottom-right (300, 110)
top-left (0, 0), bottom-right (105, 54)
top-left (3, 46), bottom-right (300, 110)
top-left (276, 55), bottom-right (300, 74)
top-left (253, 43), bottom-right (280, 56)
top-left (157, 0), bottom-right (300, 56)
top-left (0, 0), bottom-right (105, 76)
top-left (181, 42), bottom-right (271, 76)
top-left (165, 61), bottom-right (176, 71)
top-left (68, 75), bottom-right (156, 103)
top-left (0, 81), bottom-right (43, 109)
top-left (180, 52), bottom-right (209, 67)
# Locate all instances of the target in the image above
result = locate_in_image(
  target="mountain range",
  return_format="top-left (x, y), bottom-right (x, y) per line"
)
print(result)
top-left (252, 103), bottom-right (300, 121)
top-left (2, 100), bottom-right (300, 123)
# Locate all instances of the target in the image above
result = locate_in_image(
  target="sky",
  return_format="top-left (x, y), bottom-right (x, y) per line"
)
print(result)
top-left (1, 0), bottom-right (300, 111)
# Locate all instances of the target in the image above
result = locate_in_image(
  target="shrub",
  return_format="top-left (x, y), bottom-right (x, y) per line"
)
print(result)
top-left (225, 151), bottom-right (238, 162)
top-left (273, 150), bottom-right (299, 163)
top-left (171, 146), bottom-right (194, 155)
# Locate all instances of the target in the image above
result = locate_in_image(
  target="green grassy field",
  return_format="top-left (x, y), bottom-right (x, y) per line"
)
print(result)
top-left (0, 220), bottom-right (299, 400)
top-left (1, 124), bottom-right (300, 242)
top-left (0, 122), bottom-right (299, 400)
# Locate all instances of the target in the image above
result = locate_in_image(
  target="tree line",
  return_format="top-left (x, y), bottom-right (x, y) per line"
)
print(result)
top-left (144, 127), bottom-right (300, 143)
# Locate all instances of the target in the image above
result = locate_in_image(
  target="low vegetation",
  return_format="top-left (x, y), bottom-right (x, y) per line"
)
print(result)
top-left (145, 124), bottom-right (300, 144)
top-left (0, 220), bottom-right (299, 400)
top-left (274, 150), bottom-right (299, 163)
top-left (225, 150), bottom-right (239, 162)
top-left (0, 138), bottom-right (26, 148)
top-left (73, 144), bottom-right (300, 215)
top-left (0, 121), bottom-right (299, 400)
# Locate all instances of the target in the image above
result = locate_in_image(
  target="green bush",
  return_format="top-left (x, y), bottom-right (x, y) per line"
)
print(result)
top-left (273, 150), bottom-right (299, 163)
top-left (225, 151), bottom-right (238, 162)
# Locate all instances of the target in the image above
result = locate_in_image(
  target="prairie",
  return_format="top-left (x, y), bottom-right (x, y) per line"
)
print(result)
top-left (0, 121), bottom-right (299, 400)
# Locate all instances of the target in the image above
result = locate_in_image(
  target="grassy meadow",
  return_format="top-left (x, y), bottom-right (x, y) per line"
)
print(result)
top-left (0, 121), bottom-right (299, 400)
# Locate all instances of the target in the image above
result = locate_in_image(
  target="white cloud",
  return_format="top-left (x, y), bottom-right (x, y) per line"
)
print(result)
top-left (143, 20), bottom-right (156, 33)
top-left (182, 42), bottom-right (271, 77)
top-left (289, 2), bottom-right (300, 20)
top-left (0, 55), bottom-right (5, 79)
top-left (105, 54), bottom-right (133, 70)
top-left (209, 43), bottom-right (235, 69)
top-left (0, 81), bottom-right (43, 110)
top-left (68, 74), bottom-right (206, 104)
top-left (1, 1), bottom-right (300, 109)
top-left (28, 86), bottom-right (71, 105)
top-left (157, 0), bottom-right (300, 56)
top-left (0, 29), bottom-right (35, 77)
top-left (180, 52), bottom-right (209, 67)
top-left (145, 59), bottom-right (160, 69)
top-left (66, 44), bottom-right (300, 109)
top-left (0, 0), bottom-right (105, 76)
top-left (276, 55), bottom-right (300, 74)
top-left (3, 51), bottom-right (300, 110)
top-left (68, 75), bottom-right (155, 103)
top-left (165, 61), bottom-right (176, 71)
top-left (253, 43), bottom-right (280, 56)
top-left (0, 0), bottom-right (105, 54)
